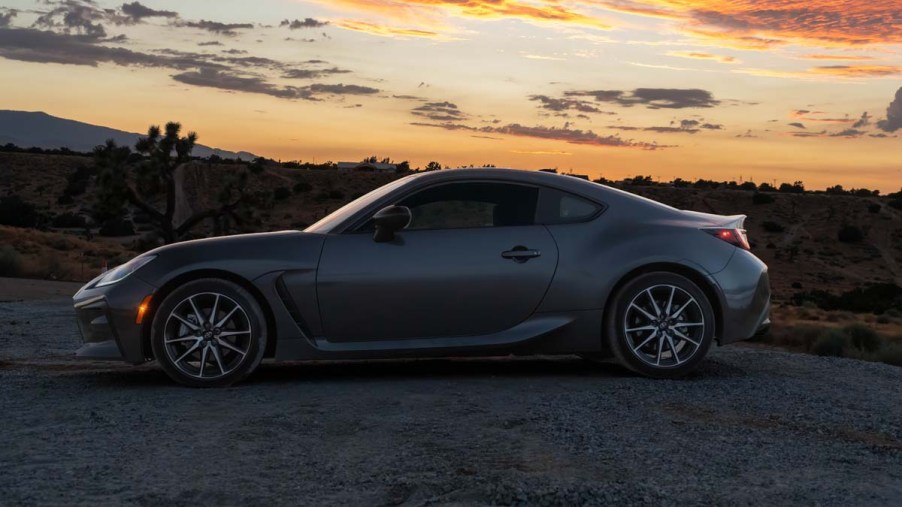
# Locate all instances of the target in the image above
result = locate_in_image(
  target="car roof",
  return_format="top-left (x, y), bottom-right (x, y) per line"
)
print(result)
top-left (406, 168), bottom-right (602, 194)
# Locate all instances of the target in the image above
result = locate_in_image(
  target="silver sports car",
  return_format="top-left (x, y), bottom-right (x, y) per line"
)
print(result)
top-left (73, 168), bottom-right (770, 387)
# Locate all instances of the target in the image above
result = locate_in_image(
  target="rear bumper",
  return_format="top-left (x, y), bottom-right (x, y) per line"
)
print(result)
top-left (73, 278), bottom-right (157, 364)
top-left (710, 249), bottom-right (771, 345)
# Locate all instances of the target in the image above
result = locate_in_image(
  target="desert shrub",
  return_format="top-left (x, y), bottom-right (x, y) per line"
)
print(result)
top-left (51, 212), bottom-right (87, 228)
top-left (752, 192), bottom-right (775, 205)
top-left (876, 315), bottom-right (891, 324)
top-left (99, 217), bottom-right (135, 237)
top-left (867, 203), bottom-right (881, 214)
top-left (877, 343), bottom-right (902, 366)
top-left (328, 190), bottom-right (345, 200)
top-left (0, 196), bottom-right (42, 228)
top-left (762, 221), bottom-right (785, 233)
top-left (837, 225), bottom-right (864, 243)
top-left (791, 282), bottom-right (803, 289)
top-left (844, 324), bottom-right (882, 353)
top-left (792, 283), bottom-right (902, 314)
top-left (273, 186), bottom-right (291, 201)
top-left (888, 199), bottom-right (902, 211)
top-left (812, 329), bottom-right (848, 357)
top-left (34, 254), bottom-right (70, 280)
top-left (0, 245), bottom-right (24, 277)
top-left (887, 308), bottom-right (902, 318)
top-left (293, 182), bottom-right (312, 193)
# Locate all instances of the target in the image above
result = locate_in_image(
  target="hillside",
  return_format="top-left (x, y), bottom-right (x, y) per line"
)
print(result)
top-left (1, 150), bottom-right (901, 305)
top-left (0, 111), bottom-right (256, 161)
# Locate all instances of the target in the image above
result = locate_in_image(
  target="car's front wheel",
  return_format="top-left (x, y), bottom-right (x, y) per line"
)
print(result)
top-left (150, 278), bottom-right (267, 387)
top-left (605, 272), bottom-right (715, 378)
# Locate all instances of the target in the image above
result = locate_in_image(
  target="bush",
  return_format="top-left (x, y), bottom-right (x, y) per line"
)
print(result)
top-left (844, 324), bottom-right (882, 353)
top-left (99, 217), bottom-right (135, 237)
top-left (888, 199), bottom-right (902, 211)
top-left (792, 283), bottom-right (902, 314)
top-left (273, 186), bottom-right (291, 201)
top-left (51, 212), bottom-right (87, 228)
top-left (328, 190), bottom-right (345, 200)
top-left (0, 196), bottom-right (42, 228)
top-left (877, 343), bottom-right (902, 366)
top-left (762, 221), bottom-right (785, 233)
top-left (752, 192), bottom-right (774, 205)
top-left (837, 225), bottom-right (864, 243)
top-left (293, 182), bottom-right (312, 193)
top-left (867, 203), bottom-right (881, 214)
top-left (812, 329), bottom-right (848, 357)
top-left (0, 245), bottom-right (24, 277)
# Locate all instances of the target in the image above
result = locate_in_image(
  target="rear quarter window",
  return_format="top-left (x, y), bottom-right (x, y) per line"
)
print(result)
top-left (536, 188), bottom-right (603, 225)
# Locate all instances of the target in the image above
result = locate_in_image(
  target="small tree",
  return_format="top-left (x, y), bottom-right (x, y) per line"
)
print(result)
top-left (95, 122), bottom-right (247, 244)
top-left (424, 161), bottom-right (443, 172)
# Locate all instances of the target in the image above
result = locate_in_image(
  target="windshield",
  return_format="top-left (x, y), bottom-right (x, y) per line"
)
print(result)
top-left (304, 174), bottom-right (419, 233)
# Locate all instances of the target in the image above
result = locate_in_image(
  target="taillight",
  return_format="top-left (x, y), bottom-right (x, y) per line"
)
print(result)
top-left (704, 228), bottom-right (750, 250)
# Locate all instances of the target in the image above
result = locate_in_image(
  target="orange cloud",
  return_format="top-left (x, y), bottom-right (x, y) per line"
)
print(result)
top-left (737, 65), bottom-right (902, 80)
top-left (798, 54), bottom-right (879, 61)
top-left (666, 51), bottom-right (738, 64)
top-left (335, 20), bottom-right (442, 38)
top-left (591, 0), bottom-right (902, 48)
top-left (319, 0), bottom-right (612, 30)
top-left (810, 65), bottom-right (902, 77)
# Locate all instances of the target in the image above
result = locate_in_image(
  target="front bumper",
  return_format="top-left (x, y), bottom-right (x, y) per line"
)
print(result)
top-left (73, 277), bottom-right (157, 364)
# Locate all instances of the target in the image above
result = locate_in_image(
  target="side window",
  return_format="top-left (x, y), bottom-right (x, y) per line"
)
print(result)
top-left (398, 182), bottom-right (538, 230)
top-left (537, 188), bottom-right (602, 224)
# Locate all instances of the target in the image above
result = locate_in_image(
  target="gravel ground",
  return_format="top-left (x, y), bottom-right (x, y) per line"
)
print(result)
top-left (1, 298), bottom-right (901, 506)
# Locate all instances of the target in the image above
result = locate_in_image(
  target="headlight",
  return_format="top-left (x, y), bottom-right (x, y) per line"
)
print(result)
top-left (95, 255), bottom-right (157, 287)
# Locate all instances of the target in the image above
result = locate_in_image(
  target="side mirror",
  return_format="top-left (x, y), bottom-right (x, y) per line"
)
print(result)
top-left (373, 205), bottom-right (411, 243)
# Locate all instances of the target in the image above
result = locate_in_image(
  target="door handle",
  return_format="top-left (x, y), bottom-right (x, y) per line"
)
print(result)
top-left (501, 246), bottom-right (541, 263)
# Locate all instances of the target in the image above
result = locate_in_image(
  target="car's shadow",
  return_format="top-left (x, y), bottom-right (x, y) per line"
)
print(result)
top-left (65, 353), bottom-right (747, 389)
top-left (64, 356), bottom-right (643, 388)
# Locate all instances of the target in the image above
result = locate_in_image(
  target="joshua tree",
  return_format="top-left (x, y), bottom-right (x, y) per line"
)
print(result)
top-left (95, 122), bottom-right (247, 244)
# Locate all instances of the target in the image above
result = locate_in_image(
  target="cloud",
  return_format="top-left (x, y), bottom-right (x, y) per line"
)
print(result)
top-left (790, 110), bottom-right (853, 123)
top-left (120, 2), bottom-right (177, 23)
top-left (410, 120), bottom-right (666, 149)
top-left (179, 20), bottom-right (254, 36)
top-left (798, 54), bottom-right (878, 61)
top-left (0, 8), bottom-right (16, 28)
top-left (877, 87), bottom-right (902, 132)
top-left (280, 18), bottom-right (328, 29)
top-left (33, 0), bottom-right (109, 39)
top-left (0, 27), bottom-right (218, 68)
top-left (335, 20), bottom-right (441, 38)
top-left (306, 83), bottom-right (380, 95)
top-left (566, 88), bottom-right (720, 109)
top-left (319, 0), bottom-right (612, 31)
top-left (810, 65), bottom-right (902, 78)
top-left (282, 66), bottom-right (350, 79)
top-left (528, 95), bottom-right (608, 114)
top-left (852, 112), bottom-right (871, 129)
top-left (788, 122), bottom-right (806, 129)
top-left (412, 101), bottom-right (467, 121)
top-left (486, 123), bottom-right (663, 149)
top-left (666, 51), bottom-right (738, 64)
top-left (198, 41), bottom-right (223, 46)
top-left (829, 128), bottom-right (866, 138)
top-left (172, 69), bottom-right (316, 100)
top-left (599, 0), bottom-right (902, 48)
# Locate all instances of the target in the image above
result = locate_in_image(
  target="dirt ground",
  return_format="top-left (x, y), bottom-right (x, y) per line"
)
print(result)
top-left (0, 279), bottom-right (900, 506)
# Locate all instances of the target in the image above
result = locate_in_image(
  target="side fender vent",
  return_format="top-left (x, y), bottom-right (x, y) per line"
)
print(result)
top-left (275, 275), bottom-right (313, 339)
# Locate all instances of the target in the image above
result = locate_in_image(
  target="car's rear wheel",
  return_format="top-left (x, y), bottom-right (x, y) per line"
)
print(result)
top-left (605, 272), bottom-right (715, 378)
top-left (151, 278), bottom-right (267, 387)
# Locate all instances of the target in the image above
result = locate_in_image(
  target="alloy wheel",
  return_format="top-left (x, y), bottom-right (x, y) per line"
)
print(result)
top-left (622, 284), bottom-right (705, 368)
top-left (162, 292), bottom-right (253, 380)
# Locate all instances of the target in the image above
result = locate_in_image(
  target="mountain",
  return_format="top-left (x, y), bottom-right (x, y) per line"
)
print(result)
top-left (0, 110), bottom-right (256, 161)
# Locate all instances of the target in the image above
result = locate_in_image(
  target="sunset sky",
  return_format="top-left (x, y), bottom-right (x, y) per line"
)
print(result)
top-left (0, 0), bottom-right (899, 191)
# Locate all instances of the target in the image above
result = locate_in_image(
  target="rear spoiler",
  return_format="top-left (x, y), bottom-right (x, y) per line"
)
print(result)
top-left (679, 210), bottom-right (747, 229)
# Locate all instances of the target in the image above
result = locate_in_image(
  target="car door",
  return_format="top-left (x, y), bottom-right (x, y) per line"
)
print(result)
top-left (316, 181), bottom-right (559, 343)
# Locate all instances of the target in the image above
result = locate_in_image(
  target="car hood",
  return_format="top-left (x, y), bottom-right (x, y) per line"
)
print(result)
top-left (135, 230), bottom-right (327, 287)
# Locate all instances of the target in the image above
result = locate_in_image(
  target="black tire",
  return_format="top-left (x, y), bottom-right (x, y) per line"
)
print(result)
top-left (605, 272), bottom-right (715, 378)
top-left (150, 278), bottom-right (267, 387)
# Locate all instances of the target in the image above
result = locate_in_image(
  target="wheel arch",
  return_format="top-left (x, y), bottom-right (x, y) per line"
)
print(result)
top-left (140, 269), bottom-right (277, 360)
top-left (603, 262), bottom-right (723, 344)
